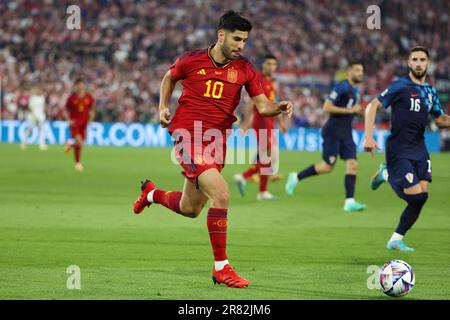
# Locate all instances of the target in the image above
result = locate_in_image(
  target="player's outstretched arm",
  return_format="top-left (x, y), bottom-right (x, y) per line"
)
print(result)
top-left (434, 114), bottom-right (450, 129)
top-left (251, 93), bottom-right (293, 119)
top-left (240, 99), bottom-right (254, 133)
top-left (323, 100), bottom-right (362, 115)
top-left (363, 98), bottom-right (382, 157)
top-left (159, 70), bottom-right (177, 127)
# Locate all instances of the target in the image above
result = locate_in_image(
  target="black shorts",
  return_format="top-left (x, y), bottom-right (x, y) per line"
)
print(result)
top-left (387, 156), bottom-right (432, 191)
top-left (322, 134), bottom-right (356, 165)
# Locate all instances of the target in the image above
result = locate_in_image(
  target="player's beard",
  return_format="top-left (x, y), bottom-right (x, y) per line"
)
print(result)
top-left (221, 40), bottom-right (240, 61)
top-left (352, 76), bottom-right (363, 84)
top-left (410, 66), bottom-right (427, 80)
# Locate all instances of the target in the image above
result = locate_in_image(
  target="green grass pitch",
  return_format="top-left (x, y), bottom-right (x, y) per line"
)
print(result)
top-left (0, 143), bottom-right (449, 299)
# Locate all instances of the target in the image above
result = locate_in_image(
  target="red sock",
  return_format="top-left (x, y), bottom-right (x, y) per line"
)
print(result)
top-left (153, 190), bottom-right (182, 214)
top-left (74, 144), bottom-right (81, 163)
top-left (207, 208), bottom-right (228, 261)
top-left (259, 161), bottom-right (271, 192)
top-left (259, 175), bottom-right (269, 192)
top-left (242, 164), bottom-right (259, 180)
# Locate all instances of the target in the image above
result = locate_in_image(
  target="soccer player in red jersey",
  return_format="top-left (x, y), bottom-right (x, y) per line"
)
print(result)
top-left (63, 78), bottom-right (95, 172)
top-left (233, 54), bottom-right (287, 200)
top-left (132, 11), bottom-right (293, 288)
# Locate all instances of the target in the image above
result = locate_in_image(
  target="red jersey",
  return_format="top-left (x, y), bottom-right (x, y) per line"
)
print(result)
top-left (169, 46), bottom-right (264, 134)
top-left (252, 73), bottom-right (276, 130)
top-left (65, 93), bottom-right (94, 126)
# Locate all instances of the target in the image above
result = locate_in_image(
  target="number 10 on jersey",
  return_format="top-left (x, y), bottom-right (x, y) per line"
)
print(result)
top-left (204, 80), bottom-right (224, 99)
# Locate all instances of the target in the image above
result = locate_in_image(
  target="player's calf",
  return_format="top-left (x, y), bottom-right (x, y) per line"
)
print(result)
top-left (397, 193), bottom-right (429, 234)
top-left (387, 191), bottom-right (428, 251)
top-left (179, 202), bottom-right (204, 218)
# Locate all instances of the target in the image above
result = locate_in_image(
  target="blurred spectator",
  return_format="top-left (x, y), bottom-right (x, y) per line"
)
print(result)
top-left (0, 0), bottom-right (449, 129)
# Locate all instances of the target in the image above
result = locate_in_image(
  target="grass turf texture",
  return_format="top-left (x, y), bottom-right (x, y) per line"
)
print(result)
top-left (0, 143), bottom-right (449, 300)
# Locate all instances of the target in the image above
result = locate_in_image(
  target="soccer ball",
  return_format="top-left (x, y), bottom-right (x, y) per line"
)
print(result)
top-left (379, 260), bottom-right (415, 297)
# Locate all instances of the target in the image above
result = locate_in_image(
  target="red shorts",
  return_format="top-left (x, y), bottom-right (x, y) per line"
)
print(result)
top-left (254, 124), bottom-right (276, 149)
top-left (172, 133), bottom-right (226, 187)
top-left (70, 124), bottom-right (88, 140)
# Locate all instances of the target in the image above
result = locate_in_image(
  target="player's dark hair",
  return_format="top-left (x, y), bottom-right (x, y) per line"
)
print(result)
top-left (347, 61), bottom-right (363, 69)
top-left (264, 54), bottom-right (277, 61)
top-left (409, 46), bottom-right (430, 59)
top-left (74, 77), bottom-right (85, 85)
top-left (217, 10), bottom-right (252, 32)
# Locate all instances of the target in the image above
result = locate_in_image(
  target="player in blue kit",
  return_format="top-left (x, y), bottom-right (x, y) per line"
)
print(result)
top-left (286, 62), bottom-right (367, 212)
top-left (364, 46), bottom-right (450, 252)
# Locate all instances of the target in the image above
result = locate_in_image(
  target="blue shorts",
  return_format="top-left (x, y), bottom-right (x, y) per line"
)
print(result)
top-left (322, 134), bottom-right (356, 165)
top-left (387, 156), bottom-right (432, 193)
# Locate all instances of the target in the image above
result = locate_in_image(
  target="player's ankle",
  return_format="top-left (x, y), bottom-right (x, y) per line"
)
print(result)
top-left (345, 198), bottom-right (355, 205)
top-left (389, 232), bottom-right (404, 242)
top-left (147, 189), bottom-right (156, 203)
top-left (214, 259), bottom-right (229, 271)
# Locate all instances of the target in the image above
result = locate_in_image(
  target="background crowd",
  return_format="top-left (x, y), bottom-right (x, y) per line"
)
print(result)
top-left (1, 0), bottom-right (449, 130)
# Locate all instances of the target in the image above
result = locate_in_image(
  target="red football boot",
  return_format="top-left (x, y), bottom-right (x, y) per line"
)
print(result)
top-left (212, 264), bottom-right (249, 288)
top-left (133, 179), bottom-right (156, 214)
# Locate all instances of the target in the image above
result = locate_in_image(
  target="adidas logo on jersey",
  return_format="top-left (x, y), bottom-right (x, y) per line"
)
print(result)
top-left (197, 69), bottom-right (206, 75)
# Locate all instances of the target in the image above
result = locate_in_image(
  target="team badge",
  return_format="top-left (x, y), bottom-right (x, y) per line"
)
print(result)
top-left (214, 219), bottom-right (227, 227)
top-left (405, 173), bottom-right (414, 184)
top-left (329, 156), bottom-right (336, 164)
top-left (227, 68), bottom-right (237, 83)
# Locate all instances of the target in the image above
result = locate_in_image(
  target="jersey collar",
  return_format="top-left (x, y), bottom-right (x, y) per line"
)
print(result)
top-left (207, 45), bottom-right (233, 68)
top-left (404, 74), bottom-right (429, 87)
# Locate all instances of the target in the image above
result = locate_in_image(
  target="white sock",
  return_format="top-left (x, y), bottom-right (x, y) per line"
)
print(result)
top-left (214, 260), bottom-right (229, 271)
top-left (147, 189), bottom-right (155, 203)
top-left (345, 198), bottom-right (355, 206)
top-left (389, 232), bottom-right (404, 242)
top-left (382, 169), bottom-right (389, 181)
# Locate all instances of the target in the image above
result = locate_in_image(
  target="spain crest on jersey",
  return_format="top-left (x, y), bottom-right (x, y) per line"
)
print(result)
top-left (227, 68), bottom-right (237, 83)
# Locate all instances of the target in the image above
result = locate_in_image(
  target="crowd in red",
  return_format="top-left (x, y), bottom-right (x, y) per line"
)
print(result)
top-left (1, 0), bottom-right (449, 128)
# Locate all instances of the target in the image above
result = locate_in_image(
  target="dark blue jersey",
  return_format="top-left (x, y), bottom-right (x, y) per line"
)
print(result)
top-left (323, 79), bottom-right (359, 137)
top-left (377, 75), bottom-right (445, 160)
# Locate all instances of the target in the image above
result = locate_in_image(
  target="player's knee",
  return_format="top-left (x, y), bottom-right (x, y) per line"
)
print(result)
top-left (211, 188), bottom-right (229, 208)
top-left (180, 200), bottom-right (206, 218)
top-left (403, 192), bottom-right (428, 207)
top-left (185, 207), bottom-right (203, 218)
top-left (321, 163), bottom-right (334, 173)
top-left (346, 160), bottom-right (358, 174)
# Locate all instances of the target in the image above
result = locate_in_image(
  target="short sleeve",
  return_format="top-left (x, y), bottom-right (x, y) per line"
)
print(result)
top-left (429, 88), bottom-right (445, 119)
top-left (327, 84), bottom-right (343, 104)
top-left (169, 55), bottom-right (188, 81)
top-left (377, 82), bottom-right (401, 109)
top-left (245, 64), bottom-right (264, 97)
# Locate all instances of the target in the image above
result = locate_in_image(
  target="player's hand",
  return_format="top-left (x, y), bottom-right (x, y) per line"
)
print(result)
top-left (364, 136), bottom-right (381, 158)
top-left (278, 101), bottom-right (293, 119)
top-left (351, 104), bottom-right (363, 115)
top-left (159, 107), bottom-right (172, 128)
